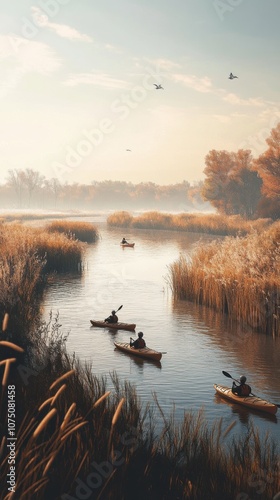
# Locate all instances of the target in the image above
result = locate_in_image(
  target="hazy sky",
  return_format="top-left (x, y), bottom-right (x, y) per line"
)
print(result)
top-left (0, 1), bottom-right (279, 186)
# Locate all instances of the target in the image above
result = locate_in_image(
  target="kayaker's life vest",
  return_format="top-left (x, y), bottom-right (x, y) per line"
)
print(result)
top-left (239, 384), bottom-right (251, 396)
top-left (137, 338), bottom-right (145, 348)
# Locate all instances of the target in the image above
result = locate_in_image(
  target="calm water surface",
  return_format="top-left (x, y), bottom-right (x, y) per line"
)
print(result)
top-left (42, 215), bottom-right (280, 445)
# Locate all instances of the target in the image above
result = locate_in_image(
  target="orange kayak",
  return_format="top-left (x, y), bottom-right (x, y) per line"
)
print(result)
top-left (114, 342), bottom-right (162, 362)
top-left (214, 384), bottom-right (278, 415)
top-left (90, 320), bottom-right (136, 332)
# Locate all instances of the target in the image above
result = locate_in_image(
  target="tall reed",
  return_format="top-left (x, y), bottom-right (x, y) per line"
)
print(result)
top-left (168, 222), bottom-right (280, 336)
top-left (107, 211), bottom-right (271, 236)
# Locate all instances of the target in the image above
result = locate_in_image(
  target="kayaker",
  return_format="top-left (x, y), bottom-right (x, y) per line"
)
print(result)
top-left (130, 332), bottom-right (146, 349)
top-left (105, 310), bottom-right (119, 324)
top-left (121, 237), bottom-right (128, 244)
top-left (232, 375), bottom-right (251, 397)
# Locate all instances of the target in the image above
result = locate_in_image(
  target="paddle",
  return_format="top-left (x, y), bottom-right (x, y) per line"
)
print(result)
top-left (222, 371), bottom-right (280, 408)
top-left (115, 305), bottom-right (123, 313)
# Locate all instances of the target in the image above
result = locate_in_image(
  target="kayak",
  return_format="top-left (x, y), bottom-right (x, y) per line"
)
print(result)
top-left (114, 342), bottom-right (162, 362)
top-left (90, 320), bottom-right (136, 332)
top-left (120, 243), bottom-right (135, 248)
top-left (214, 384), bottom-right (278, 415)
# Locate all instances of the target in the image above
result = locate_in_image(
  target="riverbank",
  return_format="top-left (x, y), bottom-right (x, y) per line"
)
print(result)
top-left (168, 221), bottom-right (280, 337)
top-left (107, 210), bottom-right (272, 236)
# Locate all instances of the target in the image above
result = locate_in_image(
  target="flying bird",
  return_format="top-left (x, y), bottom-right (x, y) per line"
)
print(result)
top-left (229, 73), bottom-right (238, 79)
top-left (154, 83), bottom-right (164, 89)
top-left (126, 149), bottom-right (132, 152)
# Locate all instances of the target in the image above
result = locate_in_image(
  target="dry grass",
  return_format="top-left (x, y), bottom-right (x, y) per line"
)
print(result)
top-left (107, 211), bottom-right (271, 236)
top-left (45, 220), bottom-right (99, 243)
top-left (168, 221), bottom-right (280, 336)
top-left (0, 351), bottom-right (278, 499)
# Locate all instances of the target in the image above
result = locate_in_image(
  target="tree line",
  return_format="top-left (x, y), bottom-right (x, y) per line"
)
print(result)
top-left (1, 122), bottom-right (279, 218)
top-left (0, 173), bottom-right (206, 211)
top-left (202, 122), bottom-right (280, 219)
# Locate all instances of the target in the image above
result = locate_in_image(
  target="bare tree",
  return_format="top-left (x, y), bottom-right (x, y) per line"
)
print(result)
top-left (22, 169), bottom-right (45, 207)
top-left (6, 169), bottom-right (25, 208)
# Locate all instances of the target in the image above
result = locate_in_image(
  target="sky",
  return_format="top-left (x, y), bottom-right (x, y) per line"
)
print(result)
top-left (0, 0), bottom-right (279, 186)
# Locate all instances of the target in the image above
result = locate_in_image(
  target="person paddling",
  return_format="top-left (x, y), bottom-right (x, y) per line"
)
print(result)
top-left (130, 332), bottom-right (146, 349)
top-left (232, 375), bottom-right (251, 397)
top-left (121, 237), bottom-right (128, 244)
top-left (105, 310), bottom-right (119, 324)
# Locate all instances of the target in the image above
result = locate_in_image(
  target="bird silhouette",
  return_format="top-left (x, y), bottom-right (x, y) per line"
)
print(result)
top-left (126, 149), bottom-right (131, 152)
top-left (229, 73), bottom-right (238, 79)
top-left (154, 83), bottom-right (164, 89)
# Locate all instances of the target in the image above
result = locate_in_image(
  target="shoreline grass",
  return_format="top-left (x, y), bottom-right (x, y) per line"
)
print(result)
top-left (107, 211), bottom-right (272, 236)
top-left (167, 221), bottom-right (280, 337)
top-left (0, 319), bottom-right (279, 499)
top-left (45, 220), bottom-right (99, 243)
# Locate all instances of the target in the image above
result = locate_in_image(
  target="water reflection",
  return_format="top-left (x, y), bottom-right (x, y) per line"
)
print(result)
top-left (214, 394), bottom-right (278, 424)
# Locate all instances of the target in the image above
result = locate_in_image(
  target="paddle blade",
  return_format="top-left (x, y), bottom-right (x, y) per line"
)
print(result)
top-left (116, 305), bottom-right (123, 312)
top-left (222, 371), bottom-right (233, 379)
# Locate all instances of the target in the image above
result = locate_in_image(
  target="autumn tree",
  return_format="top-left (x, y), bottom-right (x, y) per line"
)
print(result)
top-left (202, 149), bottom-right (262, 218)
top-left (253, 122), bottom-right (280, 219)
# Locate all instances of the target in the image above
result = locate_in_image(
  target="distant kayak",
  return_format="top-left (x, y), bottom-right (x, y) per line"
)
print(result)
top-left (114, 341), bottom-right (162, 362)
top-left (90, 320), bottom-right (136, 332)
top-left (120, 242), bottom-right (135, 248)
top-left (214, 384), bottom-right (278, 415)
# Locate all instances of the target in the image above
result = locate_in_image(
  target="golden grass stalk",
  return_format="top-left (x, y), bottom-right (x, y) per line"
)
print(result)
top-left (33, 408), bottom-right (57, 439)
top-left (2, 313), bottom-right (9, 332)
top-left (111, 397), bottom-right (125, 427)
top-left (42, 452), bottom-right (57, 476)
top-left (93, 391), bottom-right (111, 409)
top-left (223, 420), bottom-right (237, 438)
top-left (49, 369), bottom-right (75, 390)
top-left (38, 397), bottom-right (53, 412)
top-left (60, 402), bottom-right (76, 431)
top-left (1, 358), bottom-right (17, 387)
top-left (50, 383), bottom-right (67, 406)
top-left (60, 421), bottom-right (88, 442)
top-left (0, 341), bottom-right (24, 353)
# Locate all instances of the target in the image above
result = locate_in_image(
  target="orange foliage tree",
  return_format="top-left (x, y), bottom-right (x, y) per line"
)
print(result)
top-left (202, 149), bottom-right (262, 218)
top-left (253, 122), bottom-right (280, 219)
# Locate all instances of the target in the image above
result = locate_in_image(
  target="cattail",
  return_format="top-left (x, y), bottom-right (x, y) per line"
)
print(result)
top-left (111, 398), bottom-right (125, 427)
top-left (0, 341), bottom-right (24, 353)
top-left (2, 313), bottom-right (9, 332)
top-left (93, 391), bottom-right (111, 409)
top-left (50, 384), bottom-right (67, 406)
top-left (60, 403), bottom-right (76, 431)
top-left (1, 358), bottom-right (16, 387)
top-left (60, 421), bottom-right (88, 442)
top-left (43, 452), bottom-right (56, 476)
top-left (49, 369), bottom-right (75, 390)
top-left (38, 397), bottom-right (53, 412)
top-left (33, 408), bottom-right (57, 439)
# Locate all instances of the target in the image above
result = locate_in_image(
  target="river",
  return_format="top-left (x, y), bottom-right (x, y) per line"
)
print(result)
top-left (42, 214), bottom-right (280, 446)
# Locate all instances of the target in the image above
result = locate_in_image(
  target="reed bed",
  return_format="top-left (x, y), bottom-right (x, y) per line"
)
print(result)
top-left (45, 220), bottom-right (99, 243)
top-left (168, 221), bottom-right (280, 336)
top-left (0, 223), bottom-right (85, 274)
top-left (107, 211), bottom-right (271, 236)
top-left (0, 322), bottom-right (279, 499)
